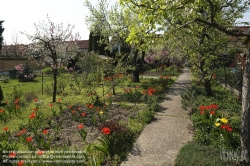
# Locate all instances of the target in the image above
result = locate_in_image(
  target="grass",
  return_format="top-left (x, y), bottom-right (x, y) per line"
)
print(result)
top-left (175, 141), bottom-right (233, 166)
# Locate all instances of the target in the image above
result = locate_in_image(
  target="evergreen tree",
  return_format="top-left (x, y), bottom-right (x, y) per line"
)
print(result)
top-left (88, 32), bottom-right (93, 52)
top-left (0, 21), bottom-right (4, 51)
top-left (93, 33), bottom-right (100, 53)
top-left (89, 31), bottom-right (105, 54)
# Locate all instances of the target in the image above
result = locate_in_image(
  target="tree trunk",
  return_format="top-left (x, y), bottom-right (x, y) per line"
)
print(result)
top-left (132, 48), bottom-right (140, 83)
top-left (132, 69), bottom-right (140, 83)
top-left (197, 30), bottom-right (213, 96)
top-left (140, 50), bottom-right (145, 73)
top-left (204, 78), bottom-right (213, 96)
top-left (53, 67), bottom-right (57, 103)
top-left (112, 83), bottom-right (115, 95)
top-left (241, 49), bottom-right (250, 159)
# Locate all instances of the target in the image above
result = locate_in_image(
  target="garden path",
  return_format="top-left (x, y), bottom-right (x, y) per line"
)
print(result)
top-left (121, 68), bottom-right (193, 166)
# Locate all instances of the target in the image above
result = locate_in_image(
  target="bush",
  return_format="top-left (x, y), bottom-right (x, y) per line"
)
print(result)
top-left (6, 85), bottom-right (23, 101)
top-left (3, 77), bottom-right (9, 83)
top-left (44, 85), bottom-right (53, 95)
top-left (136, 110), bottom-right (155, 124)
top-left (24, 91), bottom-right (39, 102)
top-left (42, 67), bottom-right (53, 75)
top-left (57, 76), bottom-right (69, 94)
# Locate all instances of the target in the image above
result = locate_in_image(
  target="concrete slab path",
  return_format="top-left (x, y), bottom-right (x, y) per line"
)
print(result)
top-left (121, 68), bottom-right (193, 166)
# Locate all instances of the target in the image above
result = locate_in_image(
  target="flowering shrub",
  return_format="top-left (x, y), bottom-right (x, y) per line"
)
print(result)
top-left (144, 50), bottom-right (169, 71)
top-left (15, 63), bottom-right (36, 82)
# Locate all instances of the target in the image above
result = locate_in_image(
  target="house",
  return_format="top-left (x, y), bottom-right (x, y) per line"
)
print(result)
top-left (229, 26), bottom-right (250, 50)
top-left (0, 44), bottom-right (27, 57)
top-left (1, 40), bottom-right (89, 57)
top-left (76, 40), bottom-right (89, 53)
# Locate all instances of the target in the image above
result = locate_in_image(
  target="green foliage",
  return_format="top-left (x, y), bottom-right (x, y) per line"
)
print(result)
top-left (122, 87), bottom-right (142, 103)
top-left (3, 77), bottom-right (10, 83)
top-left (127, 118), bottom-right (144, 136)
top-left (174, 141), bottom-right (233, 166)
top-left (96, 121), bottom-right (135, 160)
top-left (181, 85), bottom-right (203, 111)
top-left (57, 75), bottom-right (69, 94)
top-left (6, 85), bottom-right (23, 102)
top-left (146, 95), bottom-right (161, 112)
top-left (42, 67), bottom-right (53, 75)
top-left (24, 91), bottom-right (38, 102)
top-left (215, 67), bottom-right (241, 88)
top-left (88, 31), bottom-right (93, 52)
top-left (136, 110), bottom-right (155, 124)
top-left (0, 140), bottom-right (18, 163)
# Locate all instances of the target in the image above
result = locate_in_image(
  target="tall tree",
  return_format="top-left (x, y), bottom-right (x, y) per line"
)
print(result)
top-left (92, 32), bottom-right (100, 53)
top-left (88, 31), bottom-right (93, 52)
top-left (21, 15), bottom-right (79, 102)
top-left (0, 21), bottom-right (4, 51)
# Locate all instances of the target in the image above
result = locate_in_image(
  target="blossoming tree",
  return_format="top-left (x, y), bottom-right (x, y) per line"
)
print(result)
top-left (144, 50), bottom-right (170, 72)
top-left (21, 15), bottom-right (80, 102)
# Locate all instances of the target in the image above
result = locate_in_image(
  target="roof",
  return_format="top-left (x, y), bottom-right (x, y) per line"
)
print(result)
top-left (76, 40), bottom-right (88, 49)
top-left (230, 26), bottom-right (250, 42)
top-left (1, 40), bottom-right (89, 54)
top-left (1, 44), bottom-right (27, 54)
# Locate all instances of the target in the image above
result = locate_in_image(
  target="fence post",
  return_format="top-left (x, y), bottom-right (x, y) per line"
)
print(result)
top-left (224, 65), bottom-right (227, 87)
top-left (42, 72), bottom-right (44, 95)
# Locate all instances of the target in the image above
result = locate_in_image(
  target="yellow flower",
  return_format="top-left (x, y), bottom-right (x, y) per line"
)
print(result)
top-left (220, 118), bottom-right (228, 123)
top-left (215, 123), bottom-right (220, 127)
top-left (99, 111), bottom-right (103, 115)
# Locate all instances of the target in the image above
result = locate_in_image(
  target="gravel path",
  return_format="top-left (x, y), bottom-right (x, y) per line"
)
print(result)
top-left (121, 68), bottom-right (193, 166)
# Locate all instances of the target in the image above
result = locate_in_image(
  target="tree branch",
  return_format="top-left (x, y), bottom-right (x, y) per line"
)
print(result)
top-left (195, 18), bottom-right (250, 37)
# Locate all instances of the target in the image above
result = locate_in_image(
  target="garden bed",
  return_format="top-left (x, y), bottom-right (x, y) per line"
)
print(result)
top-left (0, 67), bottom-right (182, 166)
top-left (176, 79), bottom-right (249, 165)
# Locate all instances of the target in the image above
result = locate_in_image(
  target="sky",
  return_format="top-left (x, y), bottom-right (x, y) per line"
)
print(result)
top-left (0, 0), bottom-right (117, 44)
top-left (0, 0), bottom-right (249, 45)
